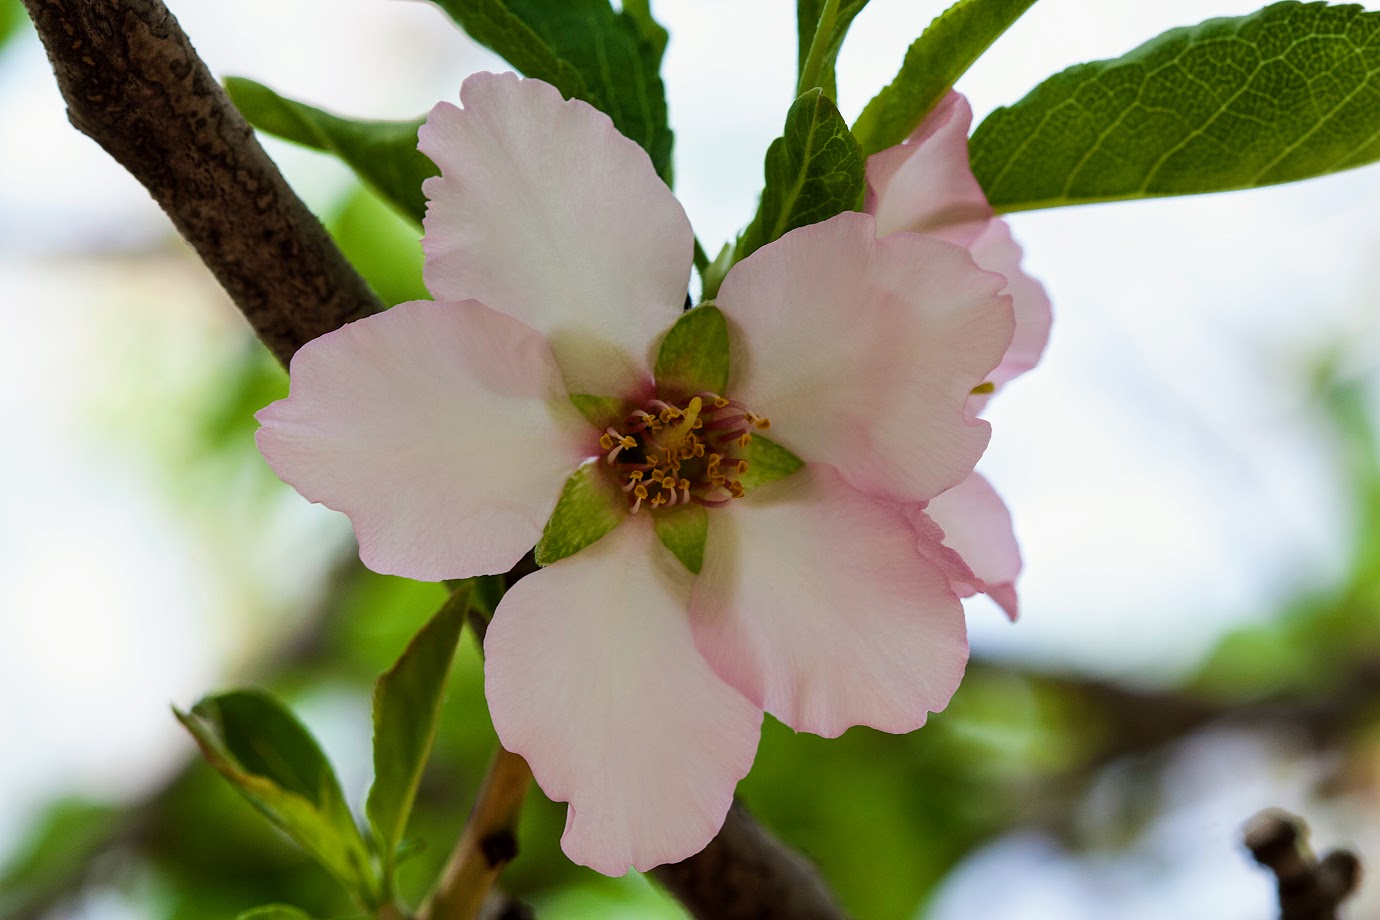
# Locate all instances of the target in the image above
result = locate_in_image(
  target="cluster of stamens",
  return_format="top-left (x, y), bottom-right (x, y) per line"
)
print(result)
top-left (598, 394), bottom-right (771, 512)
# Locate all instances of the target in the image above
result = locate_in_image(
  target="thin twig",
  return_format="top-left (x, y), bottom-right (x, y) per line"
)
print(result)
top-left (1244, 809), bottom-right (1362, 920)
top-left (417, 748), bottom-right (533, 920)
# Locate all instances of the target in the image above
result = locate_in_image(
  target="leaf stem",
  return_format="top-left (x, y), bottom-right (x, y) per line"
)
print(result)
top-left (416, 747), bottom-right (533, 920)
top-left (797, 0), bottom-right (842, 96)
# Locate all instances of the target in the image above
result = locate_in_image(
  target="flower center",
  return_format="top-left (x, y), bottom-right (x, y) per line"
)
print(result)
top-left (598, 394), bottom-right (770, 513)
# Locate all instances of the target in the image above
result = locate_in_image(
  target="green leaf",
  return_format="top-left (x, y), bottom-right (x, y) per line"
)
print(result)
top-left (234, 907), bottom-right (318, 920)
top-left (0, 0), bottom-right (28, 51)
top-left (224, 77), bottom-right (435, 227)
top-left (739, 435), bottom-right (805, 492)
top-left (736, 89), bottom-right (866, 262)
top-left (654, 305), bottom-right (730, 398)
top-left (569, 393), bottom-right (631, 430)
top-left (428, 0), bottom-right (674, 183)
top-left (970, 1), bottom-right (1380, 212)
top-left (327, 185), bottom-right (427, 308)
top-left (852, 0), bottom-right (1040, 156)
top-left (654, 504), bottom-right (708, 574)
top-left (174, 691), bottom-right (376, 902)
top-left (797, 0), bottom-right (871, 98)
top-left (366, 583), bottom-right (471, 892)
top-left (536, 460), bottom-right (628, 565)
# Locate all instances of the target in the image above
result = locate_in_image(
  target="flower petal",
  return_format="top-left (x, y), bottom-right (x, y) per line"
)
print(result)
top-left (256, 300), bottom-right (591, 580)
top-left (717, 211), bottom-right (1013, 503)
top-left (925, 473), bottom-right (1022, 620)
top-left (485, 515), bottom-right (762, 875)
top-left (967, 220), bottom-right (1052, 395)
top-left (419, 72), bottom-right (692, 397)
top-left (865, 92), bottom-right (990, 241)
top-left (691, 464), bottom-right (969, 738)
top-left (865, 92), bottom-right (1051, 400)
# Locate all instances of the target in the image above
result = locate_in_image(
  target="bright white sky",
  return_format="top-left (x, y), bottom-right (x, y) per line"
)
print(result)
top-left (2, 0), bottom-right (1380, 916)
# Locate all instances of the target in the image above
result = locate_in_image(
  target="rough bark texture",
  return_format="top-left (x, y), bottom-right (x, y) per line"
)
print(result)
top-left (652, 802), bottom-right (851, 920)
top-left (20, 0), bottom-right (382, 366)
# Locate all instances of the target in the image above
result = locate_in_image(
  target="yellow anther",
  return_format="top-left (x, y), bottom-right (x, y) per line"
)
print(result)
top-left (678, 478), bottom-right (691, 491)
top-left (599, 433), bottom-right (615, 450)
top-left (713, 396), bottom-right (729, 409)
top-left (621, 435), bottom-right (637, 449)
top-left (754, 417), bottom-right (771, 430)
top-left (736, 460), bottom-right (749, 474)
top-left (738, 433), bottom-right (751, 448)
top-left (628, 470), bottom-right (643, 482)
top-left (634, 484), bottom-right (649, 499)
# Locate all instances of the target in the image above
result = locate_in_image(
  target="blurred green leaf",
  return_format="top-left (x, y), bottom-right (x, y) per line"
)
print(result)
top-left (327, 185), bottom-right (428, 307)
top-left (225, 77), bottom-right (434, 226)
top-left (736, 89), bottom-right (865, 262)
top-left (234, 906), bottom-right (319, 920)
top-left (737, 436), bottom-right (804, 492)
top-left (653, 504), bottom-right (707, 574)
top-left (654, 304), bottom-right (729, 398)
top-left (175, 691), bottom-right (378, 903)
top-left (0, 0), bottom-right (27, 51)
top-left (536, 461), bottom-right (627, 565)
top-left (970, 1), bottom-right (1380, 212)
top-left (367, 583), bottom-right (471, 891)
top-left (428, 0), bottom-right (674, 183)
top-left (0, 798), bottom-right (121, 915)
top-left (852, 0), bottom-right (1040, 156)
top-left (796, 0), bottom-right (871, 98)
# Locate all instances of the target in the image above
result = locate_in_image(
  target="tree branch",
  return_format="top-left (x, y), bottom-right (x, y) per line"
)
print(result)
top-left (652, 802), bottom-right (850, 920)
top-left (1244, 809), bottom-right (1362, 920)
top-left (19, 0), bottom-right (382, 366)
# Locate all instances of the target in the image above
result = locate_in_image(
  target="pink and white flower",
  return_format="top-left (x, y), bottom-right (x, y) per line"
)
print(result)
top-left (866, 91), bottom-right (1053, 620)
top-left (256, 73), bottom-right (1015, 874)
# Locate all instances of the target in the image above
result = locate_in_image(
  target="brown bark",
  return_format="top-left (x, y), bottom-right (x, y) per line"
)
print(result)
top-left (19, 0), bottom-right (382, 367)
top-left (652, 802), bottom-right (851, 920)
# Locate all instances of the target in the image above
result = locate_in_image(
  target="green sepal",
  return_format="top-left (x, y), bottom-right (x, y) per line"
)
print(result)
top-left (366, 583), bottom-right (471, 893)
top-left (739, 436), bottom-right (805, 492)
top-left (174, 691), bottom-right (377, 903)
top-left (654, 504), bottom-right (709, 574)
top-left (736, 89), bottom-right (865, 263)
top-left (536, 460), bottom-right (628, 565)
top-left (569, 394), bottom-right (630, 431)
top-left (224, 78), bottom-right (435, 227)
top-left (970, 2), bottom-right (1380, 212)
top-left (852, 0), bottom-right (1040, 156)
top-left (654, 305), bottom-right (730, 399)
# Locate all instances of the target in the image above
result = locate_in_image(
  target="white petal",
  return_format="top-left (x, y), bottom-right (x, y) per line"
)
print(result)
top-left (485, 515), bottom-right (762, 875)
top-left (926, 473), bottom-right (1023, 620)
top-left (419, 72), bottom-right (692, 397)
top-left (256, 300), bottom-right (592, 580)
top-left (718, 212), bottom-right (1013, 503)
top-left (691, 465), bottom-right (969, 738)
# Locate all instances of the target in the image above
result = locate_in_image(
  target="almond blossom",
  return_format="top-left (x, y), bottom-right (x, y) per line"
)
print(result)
top-left (867, 91), bottom-right (1054, 619)
top-left (256, 73), bottom-right (1014, 875)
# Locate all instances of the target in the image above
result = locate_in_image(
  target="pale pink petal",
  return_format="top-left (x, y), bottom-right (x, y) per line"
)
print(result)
top-left (968, 220), bottom-right (1052, 395)
top-left (866, 92), bottom-right (990, 241)
top-left (925, 473), bottom-right (1022, 620)
top-left (485, 515), bottom-right (762, 875)
top-left (256, 300), bottom-right (591, 581)
top-left (419, 72), bottom-right (691, 397)
top-left (717, 211), bottom-right (1013, 503)
top-left (691, 464), bottom-right (969, 738)
top-left (865, 92), bottom-right (1052, 400)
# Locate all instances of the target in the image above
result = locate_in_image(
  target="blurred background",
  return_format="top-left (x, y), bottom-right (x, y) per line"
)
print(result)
top-left (3, 0), bottom-right (1380, 917)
